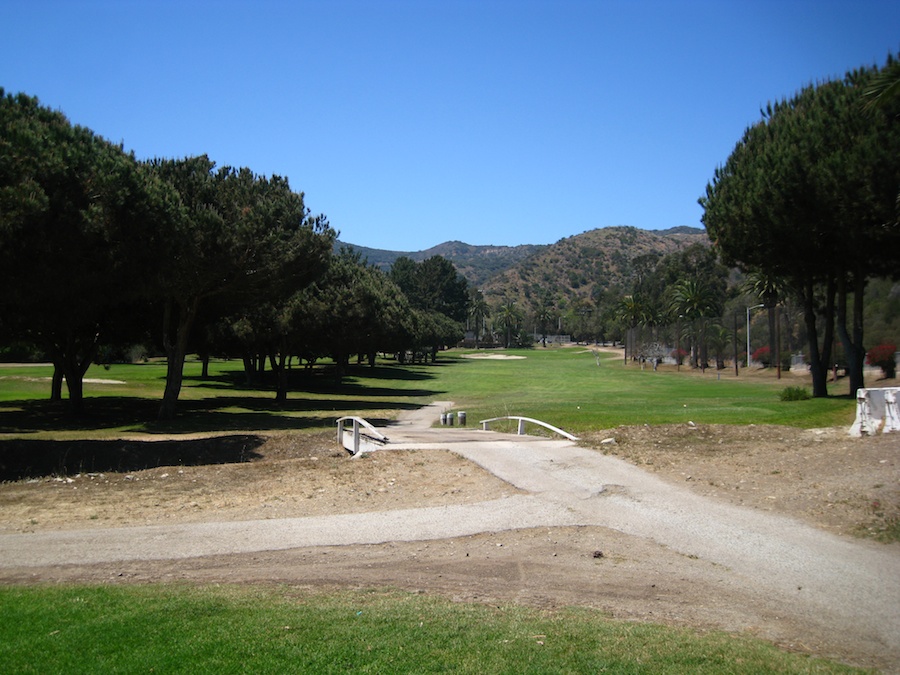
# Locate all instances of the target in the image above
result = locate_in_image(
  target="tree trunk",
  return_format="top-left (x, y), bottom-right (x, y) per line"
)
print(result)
top-left (274, 346), bottom-right (288, 404)
top-left (334, 351), bottom-right (347, 379)
top-left (200, 350), bottom-right (210, 379)
top-left (802, 278), bottom-right (835, 398)
top-left (775, 310), bottom-right (782, 379)
top-left (158, 297), bottom-right (198, 421)
top-left (48, 332), bottom-right (99, 415)
top-left (699, 320), bottom-right (708, 372)
top-left (50, 360), bottom-right (64, 401)
top-left (766, 306), bottom-right (776, 369)
top-left (837, 272), bottom-right (867, 396)
top-left (242, 354), bottom-right (255, 386)
top-left (62, 359), bottom-right (85, 415)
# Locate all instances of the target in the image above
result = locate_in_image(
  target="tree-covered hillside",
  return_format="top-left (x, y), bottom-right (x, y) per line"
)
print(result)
top-left (481, 226), bottom-right (708, 309)
top-left (337, 240), bottom-right (545, 287)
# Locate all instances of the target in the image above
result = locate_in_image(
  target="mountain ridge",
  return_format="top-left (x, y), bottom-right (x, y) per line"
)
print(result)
top-left (337, 226), bottom-right (707, 293)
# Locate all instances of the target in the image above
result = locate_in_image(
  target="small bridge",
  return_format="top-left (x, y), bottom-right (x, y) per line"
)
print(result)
top-left (479, 416), bottom-right (579, 441)
top-left (336, 416), bottom-right (389, 457)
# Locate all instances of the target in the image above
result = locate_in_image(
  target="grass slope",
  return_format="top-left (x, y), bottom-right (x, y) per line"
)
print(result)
top-left (0, 586), bottom-right (867, 674)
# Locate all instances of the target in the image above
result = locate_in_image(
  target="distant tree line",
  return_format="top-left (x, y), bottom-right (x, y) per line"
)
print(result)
top-left (0, 90), bottom-right (466, 418)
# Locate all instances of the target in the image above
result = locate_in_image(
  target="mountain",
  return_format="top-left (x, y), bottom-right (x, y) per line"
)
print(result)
top-left (337, 226), bottom-right (708, 302)
top-left (480, 226), bottom-right (708, 306)
top-left (336, 240), bottom-right (547, 288)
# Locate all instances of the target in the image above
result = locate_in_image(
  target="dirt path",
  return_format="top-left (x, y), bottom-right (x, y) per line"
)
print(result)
top-left (2, 402), bottom-right (899, 672)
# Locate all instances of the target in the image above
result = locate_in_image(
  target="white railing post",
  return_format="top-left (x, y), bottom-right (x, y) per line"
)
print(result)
top-left (517, 418), bottom-right (526, 435)
top-left (353, 419), bottom-right (360, 455)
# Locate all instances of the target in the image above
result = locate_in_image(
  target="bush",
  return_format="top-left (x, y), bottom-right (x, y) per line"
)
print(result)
top-left (0, 342), bottom-right (46, 363)
top-left (670, 348), bottom-right (688, 365)
top-left (866, 343), bottom-right (897, 379)
top-left (779, 386), bottom-right (811, 401)
top-left (751, 345), bottom-right (771, 367)
top-left (781, 351), bottom-right (793, 372)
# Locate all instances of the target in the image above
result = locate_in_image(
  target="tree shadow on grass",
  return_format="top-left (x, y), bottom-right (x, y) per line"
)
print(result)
top-left (139, 397), bottom-right (425, 435)
top-left (185, 363), bottom-right (441, 394)
top-left (0, 435), bottom-right (267, 481)
top-left (0, 391), bottom-right (439, 436)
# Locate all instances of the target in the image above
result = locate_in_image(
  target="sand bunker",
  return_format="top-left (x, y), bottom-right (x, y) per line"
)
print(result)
top-left (462, 354), bottom-right (526, 360)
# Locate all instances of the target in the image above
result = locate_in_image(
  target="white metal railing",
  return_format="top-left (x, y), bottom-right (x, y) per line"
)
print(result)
top-left (336, 416), bottom-right (389, 456)
top-left (479, 415), bottom-right (579, 441)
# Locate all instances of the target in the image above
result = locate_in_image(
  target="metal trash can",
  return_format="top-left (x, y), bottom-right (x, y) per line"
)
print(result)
top-left (440, 413), bottom-right (447, 425)
top-left (448, 412), bottom-right (454, 425)
top-left (458, 411), bottom-right (467, 426)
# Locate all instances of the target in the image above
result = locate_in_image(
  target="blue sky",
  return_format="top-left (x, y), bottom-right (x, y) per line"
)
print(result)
top-left (3, 1), bottom-right (898, 251)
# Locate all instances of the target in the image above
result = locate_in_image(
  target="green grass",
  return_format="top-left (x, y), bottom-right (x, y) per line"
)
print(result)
top-left (0, 348), bottom-right (856, 437)
top-left (0, 585), bottom-right (868, 674)
top-left (432, 348), bottom-right (854, 432)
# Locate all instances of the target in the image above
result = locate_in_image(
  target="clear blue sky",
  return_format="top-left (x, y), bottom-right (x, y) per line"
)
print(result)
top-left (3, 1), bottom-right (898, 251)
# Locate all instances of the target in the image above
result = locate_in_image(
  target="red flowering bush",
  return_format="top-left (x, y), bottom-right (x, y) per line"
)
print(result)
top-left (866, 343), bottom-right (897, 379)
top-left (670, 348), bottom-right (688, 365)
top-left (752, 345), bottom-right (771, 367)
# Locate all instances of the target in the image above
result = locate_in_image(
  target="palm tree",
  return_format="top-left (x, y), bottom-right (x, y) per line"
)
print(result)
top-left (534, 302), bottom-right (555, 347)
top-left (467, 289), bottom-right (490, 348)
top-left (705, 323), bottom-right (732, 370)
top-left (616, 295), bottom-right (652, 363)
top-left (669, 279), bottom-right (718, 369)
top-left (496, 300), bottom-right (522, 348)
top-left (745, 271), bottom-right (791, 371)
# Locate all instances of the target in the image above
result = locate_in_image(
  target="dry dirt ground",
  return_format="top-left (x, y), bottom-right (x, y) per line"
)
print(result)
top-left (1, 415), bottom-right (899, 671)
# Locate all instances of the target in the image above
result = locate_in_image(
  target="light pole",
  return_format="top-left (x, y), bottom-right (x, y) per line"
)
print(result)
top-left (746, 304), bottom-right (764, 367)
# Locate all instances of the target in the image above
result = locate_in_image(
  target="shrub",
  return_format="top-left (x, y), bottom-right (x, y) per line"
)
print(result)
top-left (866, 343), bottom-right (897, 379)
top-left (670, 348), bottom-right (688, 365)
top-left (781, 351), bottom-right (793, 372)
top-left (779, 386), bottom-right (811, 401)
top-left (751, 345), bottom-right (771, 367)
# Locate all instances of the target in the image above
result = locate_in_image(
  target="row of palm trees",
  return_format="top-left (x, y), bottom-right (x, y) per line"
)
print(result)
top-left (466, 291), bottom-right (523, 348)
top-left (617, 279), bottom-right (724, 369)
top-left (617, 272), bottom-right (793, 371)
top-left (462, 270), bottom-right (790, 363)
top-left (468, 279), bottom-right (741, 358)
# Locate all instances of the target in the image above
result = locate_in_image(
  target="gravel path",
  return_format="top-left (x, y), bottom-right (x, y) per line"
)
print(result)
top-left (2, 401), bottom-right (898, 668)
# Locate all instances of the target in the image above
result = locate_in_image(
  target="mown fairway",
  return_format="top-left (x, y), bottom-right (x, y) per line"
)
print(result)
top-left (430, 348), bottom-right (855, 431)
top-left (0, 347), bottom-right (855, 437)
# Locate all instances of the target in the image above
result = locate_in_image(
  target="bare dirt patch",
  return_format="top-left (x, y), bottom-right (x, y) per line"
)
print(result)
top-left (582, 424), bottom-right (900, 541)
top-left (1, 424), bottom-right (899, 671)
top-left (0, 431), bottom-right (518, 533)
